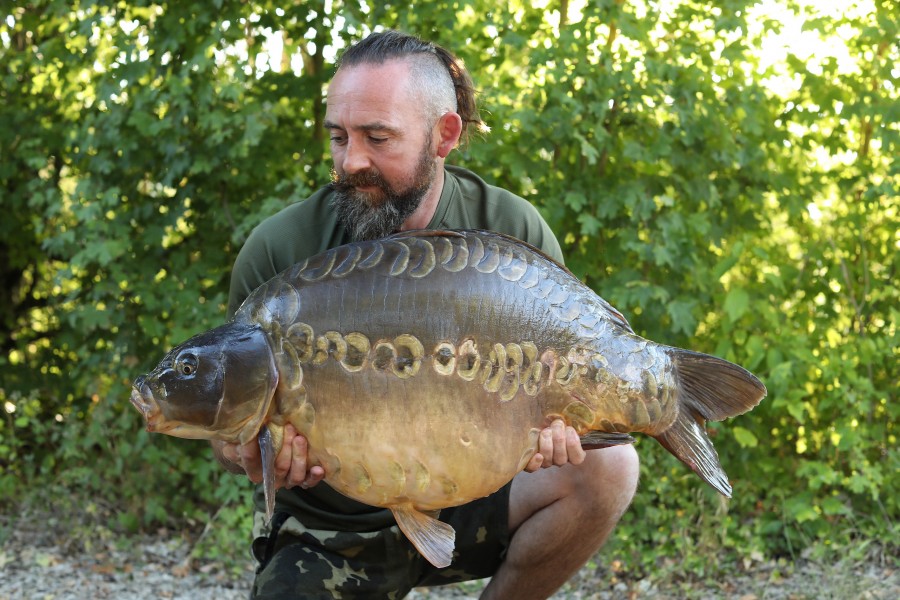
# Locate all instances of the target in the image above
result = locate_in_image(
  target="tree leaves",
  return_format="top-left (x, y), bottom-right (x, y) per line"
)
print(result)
top-left (1, 0), bottom-right (896, 563)
top-left (732, 426), bottom-right (759, 449)
top-left (723, 288), bottom-right (750, 323)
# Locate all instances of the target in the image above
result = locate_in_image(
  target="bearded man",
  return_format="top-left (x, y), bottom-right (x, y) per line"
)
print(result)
top-left (213, 29), bottom-right (639, 600)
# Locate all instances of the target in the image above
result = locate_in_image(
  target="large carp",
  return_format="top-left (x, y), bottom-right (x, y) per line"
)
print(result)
top-left (130, 229), bottom-right (765, 568)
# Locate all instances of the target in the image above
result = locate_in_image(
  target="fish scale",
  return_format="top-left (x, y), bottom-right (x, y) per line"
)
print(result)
top-left (130, 229), bottom-right (766, 569)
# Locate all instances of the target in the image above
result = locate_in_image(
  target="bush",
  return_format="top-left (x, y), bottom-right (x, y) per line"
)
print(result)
top-left (1, 0), bottom-right (896, 571)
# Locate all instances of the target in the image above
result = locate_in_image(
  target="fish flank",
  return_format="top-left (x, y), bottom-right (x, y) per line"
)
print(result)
top-left (272, 320), bottom-right (595, 400)
top-left (440, 238), bottom-right (468, 272)
top-left (467, 236), bottom-right (485, 267)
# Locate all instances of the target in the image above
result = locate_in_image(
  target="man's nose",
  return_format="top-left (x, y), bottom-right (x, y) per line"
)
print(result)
top-left (341, 140), bottom-right (371, 174)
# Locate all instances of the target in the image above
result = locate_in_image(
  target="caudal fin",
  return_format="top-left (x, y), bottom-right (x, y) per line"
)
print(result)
top-left (655, 349), bottom-right (766, 498)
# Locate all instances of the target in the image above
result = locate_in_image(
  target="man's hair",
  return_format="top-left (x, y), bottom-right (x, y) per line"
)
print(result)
top-left (336, 30), bottom-right (485, 144)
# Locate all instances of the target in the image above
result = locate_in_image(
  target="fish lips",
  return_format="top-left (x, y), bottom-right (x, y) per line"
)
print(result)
top-left (130, 377), bottom-right (166, 433)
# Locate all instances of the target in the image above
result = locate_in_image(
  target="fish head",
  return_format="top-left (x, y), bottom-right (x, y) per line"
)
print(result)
top-left (130, 321), bottom-right (279, 445)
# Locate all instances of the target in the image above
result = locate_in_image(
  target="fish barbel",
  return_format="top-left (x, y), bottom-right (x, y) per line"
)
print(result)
top-left (130, 229), bottom-right (766, 568)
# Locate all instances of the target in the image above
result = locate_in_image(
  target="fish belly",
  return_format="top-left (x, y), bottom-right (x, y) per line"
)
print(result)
top-left (292, 362), bottom-right (544, 510)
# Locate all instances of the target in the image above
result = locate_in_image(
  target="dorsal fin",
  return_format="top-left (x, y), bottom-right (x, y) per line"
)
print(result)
top-left (391, 504), bottom-right (456, 568)
top-left (386, 229), bottom-right (464, 240)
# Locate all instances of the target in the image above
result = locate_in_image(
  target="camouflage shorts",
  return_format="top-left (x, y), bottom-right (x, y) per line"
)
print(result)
top-left (249, 484), bottom-right (511, 599)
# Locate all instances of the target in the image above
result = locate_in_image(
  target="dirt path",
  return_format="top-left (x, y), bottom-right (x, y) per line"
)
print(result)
top-left (1, 529), bottom-right (895, 599)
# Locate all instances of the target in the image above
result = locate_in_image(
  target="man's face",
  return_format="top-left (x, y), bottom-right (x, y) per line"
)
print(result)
top-left (325, 60), bottom-right (438, 241)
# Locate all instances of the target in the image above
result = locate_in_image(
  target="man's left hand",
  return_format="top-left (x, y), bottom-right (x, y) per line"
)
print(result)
top-left (523, 418), bottom-right (586, 472)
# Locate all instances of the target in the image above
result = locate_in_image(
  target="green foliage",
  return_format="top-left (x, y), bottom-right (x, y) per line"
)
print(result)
top-left (1, 0), bottom-right (896, 574)
top-left (188, 500), bottom-right (256, 574)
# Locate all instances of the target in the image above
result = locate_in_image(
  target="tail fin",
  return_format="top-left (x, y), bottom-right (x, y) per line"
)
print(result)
top-left (655, 349), bottom-right (767, 498)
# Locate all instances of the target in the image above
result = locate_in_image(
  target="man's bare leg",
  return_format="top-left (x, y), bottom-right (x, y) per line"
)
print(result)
top-left (482, 444), bottom-right (640, 600)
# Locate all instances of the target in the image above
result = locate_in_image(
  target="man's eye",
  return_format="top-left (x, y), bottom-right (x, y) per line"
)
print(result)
top-left (369, 136), bottom-right (387, 144)
top-left (330, 136), bottom-right (346, 144)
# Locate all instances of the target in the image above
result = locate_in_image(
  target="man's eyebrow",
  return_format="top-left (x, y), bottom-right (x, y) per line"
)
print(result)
top-left (324, 120), bottom-right (402, 136)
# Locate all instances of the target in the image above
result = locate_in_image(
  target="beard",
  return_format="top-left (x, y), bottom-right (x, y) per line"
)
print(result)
top-left (330, 139), bottom-right (437, 242)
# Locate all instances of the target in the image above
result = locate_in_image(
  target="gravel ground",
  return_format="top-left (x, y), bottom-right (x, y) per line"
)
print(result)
top-left (1, 526), bottom-right (896, 600)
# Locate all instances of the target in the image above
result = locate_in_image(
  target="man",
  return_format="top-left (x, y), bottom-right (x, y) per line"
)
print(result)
top-left (212, 30), bottom-right (639, 599)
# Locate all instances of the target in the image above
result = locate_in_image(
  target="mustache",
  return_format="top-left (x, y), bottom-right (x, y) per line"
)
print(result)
top-left (332, 169), bottom-right (389, 192)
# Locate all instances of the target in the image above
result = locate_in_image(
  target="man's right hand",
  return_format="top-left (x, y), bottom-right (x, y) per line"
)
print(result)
top-left (212, 423), bottom-right (326, 490)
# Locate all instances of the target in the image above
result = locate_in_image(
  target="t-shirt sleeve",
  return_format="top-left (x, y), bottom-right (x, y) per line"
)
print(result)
top-left (226, 188), bottom-right (344, 319)
top-left (440, 166), bottom-right (565, 265)
top-left (481, 189), bottom-right (564, 265)
top-left (226, 219), bottom-right (285, 319)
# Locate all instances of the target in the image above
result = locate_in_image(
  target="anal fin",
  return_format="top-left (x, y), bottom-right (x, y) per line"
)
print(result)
top-left (579, 431), bottom-right (635, 450)
top-left (391, 505), bottom-right (456, 568)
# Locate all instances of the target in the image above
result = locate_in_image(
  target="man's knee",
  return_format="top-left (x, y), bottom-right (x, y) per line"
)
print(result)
top-left (596, 443), bottom-right (639, 488)
top-left (577, 444), bottom-right (640, 510)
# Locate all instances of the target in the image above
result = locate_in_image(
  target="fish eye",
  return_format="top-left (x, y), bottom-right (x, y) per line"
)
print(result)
top-left (175, 353), bottom-right (199, 377)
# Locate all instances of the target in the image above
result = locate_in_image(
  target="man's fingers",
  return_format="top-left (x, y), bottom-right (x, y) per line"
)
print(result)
top-left (303, 465), bottom-right (326, 489)
top-left (224, 425), bottom-right (325, 490)
top-left (566, 426), bottom-right (586, 465)
top-left (524, 452), bottom-right (545, 473)
top-left (285, 434), bottom-right (311, 489)
top-left (275, 424), bottom-right (297, 480)
top-left (531, 419), bottom-right (585, 470)
top-left (286, 435), bottom-right (326, 489)
top-left (550, 419), bottom-right (568, 466)
top-left (539, 428), bottom-right (553, 468)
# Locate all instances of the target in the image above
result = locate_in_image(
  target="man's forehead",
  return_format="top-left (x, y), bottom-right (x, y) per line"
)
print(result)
top-left (330, 58), bottom-right (412, 87)
top-left (325, 61), bottom-right (414, 115)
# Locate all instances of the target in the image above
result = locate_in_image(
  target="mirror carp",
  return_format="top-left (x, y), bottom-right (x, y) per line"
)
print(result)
top-left (130, 229), bottom-right (766, 568)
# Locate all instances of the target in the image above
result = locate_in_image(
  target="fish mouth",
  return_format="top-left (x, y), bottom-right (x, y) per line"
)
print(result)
top-left (129, 380), bottom-right (206, 438)
top-left (130, 381), bottom-right (165, 433)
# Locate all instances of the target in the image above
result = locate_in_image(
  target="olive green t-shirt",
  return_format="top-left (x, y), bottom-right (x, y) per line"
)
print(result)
top-left (227, 165), bottom-right (562, 318)
top-left (226, 164), bottom-right (563, 530)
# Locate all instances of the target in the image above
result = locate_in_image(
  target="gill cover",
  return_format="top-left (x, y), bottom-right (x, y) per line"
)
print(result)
top-left (141, 322), bottom-right (278, 441)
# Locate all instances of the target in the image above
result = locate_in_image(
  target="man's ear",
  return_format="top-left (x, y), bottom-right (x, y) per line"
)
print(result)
top-left (435, 112), bottom-right (463, 158)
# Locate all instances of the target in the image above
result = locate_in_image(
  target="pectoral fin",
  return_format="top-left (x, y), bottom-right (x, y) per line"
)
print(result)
top-left (259, 425), bottom-right (276, 521)
top-left (391, 505), bottom-right (456, 568)
top-left (579, 431), bottom-right (635, 450)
